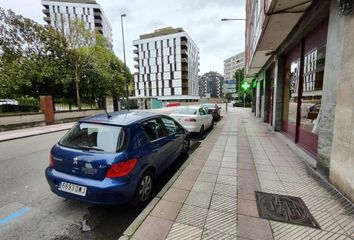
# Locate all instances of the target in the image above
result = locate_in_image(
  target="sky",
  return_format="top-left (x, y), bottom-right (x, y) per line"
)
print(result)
top-left (0, 0), bottom-right (246, 75)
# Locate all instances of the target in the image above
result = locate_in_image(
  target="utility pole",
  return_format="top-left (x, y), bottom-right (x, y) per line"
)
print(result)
top-left (121, 13), bottom-right (129, 110)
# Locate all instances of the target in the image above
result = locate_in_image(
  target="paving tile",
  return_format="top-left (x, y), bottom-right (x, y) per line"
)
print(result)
top-left (179, 169), bottom-right (200, 182)
top-left (166, 223), bottom-right (203, 240)
top-left (150, 199), bottom-right (182, 221)
top-left (162, 187), bottom-right (190, 204)
top-left (201, 229), bottom-right (237, 240)
top-left (191, 181), bottom-right (215, 194)
top-left (223, 156), bottom-right (237, 162)
top-left (201, 166), bottom-right (220, 174)
top-left (197, 172), bottom-right (218, 183)
top-left (204, 161), bottom-right (221, 168)
top-left (237, 214), bottom-right (273, 240)
top-left (238, 199), bottom-right (258, 218)
top-left (175, 204), bottom-right (208, 228)
top-left (238, 169), bottom-right (258, 179)
top-left (213, 183), bottom-right (237, 198)
top-left (238, 162), bottom-right (256, 170)
top-left (185, 191), bottom-right (212, 209)
top-left (219, 167), bottom-right (237, 176)
top-left (210, 194), bottom-right (237, 213)
top-left (133, 216), bottom-right (173, 240)
top-left (257, 171), bottom-right (280, 181)
top-left (173, 178), bottom-right (195, 191)
top-left (217, 175), bottom-right (237, 185)
top-left (220, 161), bottom-right (237, 169)
top-left (204, 210), bottom-right (237, 235)
top-left (255, 164), bottom-right (276, 173)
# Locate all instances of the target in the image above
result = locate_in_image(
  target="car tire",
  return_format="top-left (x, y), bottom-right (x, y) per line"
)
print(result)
top-left (182, 137), bottom-right (190, 154)
top-left (131, 170), bottom-right (153, 208)
top-left (199, 125), bottom-right (205, 138)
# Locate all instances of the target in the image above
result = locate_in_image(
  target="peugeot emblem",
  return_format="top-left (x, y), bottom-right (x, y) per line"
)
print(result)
top-left (73, 157), bottom-right (79, 165)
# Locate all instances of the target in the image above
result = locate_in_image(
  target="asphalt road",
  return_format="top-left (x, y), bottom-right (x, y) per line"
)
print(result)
top-left (0, 128), bottom-right (205, 240)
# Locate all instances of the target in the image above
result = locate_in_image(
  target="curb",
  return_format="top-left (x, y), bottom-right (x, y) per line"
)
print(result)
top-left (118, 125), bottom-right (216, 240)
top-left (0, 128), bottom-right (72, 143)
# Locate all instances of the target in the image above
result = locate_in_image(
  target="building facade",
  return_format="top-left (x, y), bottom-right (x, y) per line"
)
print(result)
top-left (132, 27), bottom-right (200, 104)
top-left (245, 0), bottom-right (354, 202)
top-left (223, 52), bottom-right (245, 81)
top-left (41, 0), bottom-right (112, 44)
top-left (199, 71), bottom-right (223, 98)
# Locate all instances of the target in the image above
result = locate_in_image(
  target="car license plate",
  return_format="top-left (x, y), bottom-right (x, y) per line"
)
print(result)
top-left (59, 182), bottom-right (87, 196)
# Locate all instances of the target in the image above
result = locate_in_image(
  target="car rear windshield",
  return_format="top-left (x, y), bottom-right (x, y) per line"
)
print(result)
top-left (59, 122), bottom-right (127, 153)
top-left (173, 108), bottom-right (197, 115)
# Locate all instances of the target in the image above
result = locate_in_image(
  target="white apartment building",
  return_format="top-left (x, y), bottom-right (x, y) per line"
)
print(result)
top-left (132, 27), bottom-right (200, 102)
top-left (224, 52), bottom-right (245, 80)
top-left (41, 0), bottom-right (112, 44)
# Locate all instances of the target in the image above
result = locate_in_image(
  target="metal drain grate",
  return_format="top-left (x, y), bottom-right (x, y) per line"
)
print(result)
top-left (255, 191), bottom-right (320, 229)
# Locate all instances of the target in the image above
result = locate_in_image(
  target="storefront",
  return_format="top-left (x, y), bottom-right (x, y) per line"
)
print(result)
top-left (281, 20), bottom-right (328, 157)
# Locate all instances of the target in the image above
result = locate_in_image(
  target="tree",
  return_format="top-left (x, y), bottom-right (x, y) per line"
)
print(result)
top-left (234, 68), bottom-right (245, 102)
top-left (0, 8), bottom-right (70, 99)
top-left (66, 19), bottom-right (95, 109)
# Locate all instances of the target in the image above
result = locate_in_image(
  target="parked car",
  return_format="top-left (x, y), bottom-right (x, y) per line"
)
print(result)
top-left (45, 111), bottom-right (190, 206)
top-left (165, 102), bottom-right (181, 107)
top-left (0, 99), bottom-right (18, 105)
top-left (201, 103), bottom-right (221, 121)
top-left (170, 106), bottom-right (214, 137)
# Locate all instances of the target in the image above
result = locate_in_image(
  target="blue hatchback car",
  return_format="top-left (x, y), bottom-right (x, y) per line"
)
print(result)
top-left (45, 111), bottom-right (190, 206)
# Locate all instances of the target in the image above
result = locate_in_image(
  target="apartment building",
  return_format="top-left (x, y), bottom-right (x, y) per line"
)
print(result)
top-left (41, 0), bottom-right (112, 44)
top-left (199, 71), bottom-right (224, 98)
top-left (132, 27), bottom-right (200, 106)
top-left (223, 52), bottom-right (245, 81)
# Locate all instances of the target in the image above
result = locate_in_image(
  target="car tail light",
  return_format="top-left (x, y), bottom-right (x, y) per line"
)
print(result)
top-left (106, 159), bottom-right (137, 178)
top-left (184, 118), bottom-right (196, 122)
top-left (49, 155), bottom-right (54, 167)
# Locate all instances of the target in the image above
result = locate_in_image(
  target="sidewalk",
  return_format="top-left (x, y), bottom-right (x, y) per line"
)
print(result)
top-left (0, 122), bottom-right (74, 142)
top-left (120, 107), bottom-right (354, 240)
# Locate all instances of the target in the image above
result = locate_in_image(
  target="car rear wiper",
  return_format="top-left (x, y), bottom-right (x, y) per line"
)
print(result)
top-left (77, 146), bottom-right (104, 152)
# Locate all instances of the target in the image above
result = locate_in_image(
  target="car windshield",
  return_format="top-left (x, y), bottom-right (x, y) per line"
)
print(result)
top-left (59, 122), bottom-right (126, 153)
top-left (173, 108), bottom-right (197, 115)
top-left (201, 104), bottom-right (216, 108)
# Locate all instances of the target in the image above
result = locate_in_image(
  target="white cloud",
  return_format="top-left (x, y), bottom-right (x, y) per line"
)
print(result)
top-left (0, 0), bottom-right (245, 75)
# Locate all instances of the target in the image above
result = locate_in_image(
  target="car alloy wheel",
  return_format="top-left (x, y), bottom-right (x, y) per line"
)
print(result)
top-left (182, 137), bottom-right (190, 154)
top-left (131, 170), bottom-right (153, 207)
top-left (199, 126), bottom-right (204, 138)
top-left (139, 174), bottom-right (152, 202)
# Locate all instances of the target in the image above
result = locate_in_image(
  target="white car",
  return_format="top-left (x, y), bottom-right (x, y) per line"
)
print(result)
top-left (170, 106), bottom-right (214, 136)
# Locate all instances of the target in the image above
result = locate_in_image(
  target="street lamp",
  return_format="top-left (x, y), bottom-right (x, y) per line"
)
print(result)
top-left (221, 18), bottom-right (246, 21)
top-left (221, 17), bottom-right (246, 106)
top-left (120, 13), bottom-right (129, 110)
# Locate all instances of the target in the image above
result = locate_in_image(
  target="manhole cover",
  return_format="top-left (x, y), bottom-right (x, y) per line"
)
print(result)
top-left (255, 191), bottom-right (320, 229)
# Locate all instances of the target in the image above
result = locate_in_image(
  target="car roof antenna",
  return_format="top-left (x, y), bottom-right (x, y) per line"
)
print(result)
top-left (103, 107), bottom-right (112, 119)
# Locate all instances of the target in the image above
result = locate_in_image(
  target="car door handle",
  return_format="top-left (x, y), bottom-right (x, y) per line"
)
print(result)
top-left (152, 148), bottom-right (159, 152)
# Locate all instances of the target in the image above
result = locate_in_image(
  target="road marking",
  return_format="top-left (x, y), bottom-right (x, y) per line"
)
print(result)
top-left (0, 207), bottom-right (30, 226)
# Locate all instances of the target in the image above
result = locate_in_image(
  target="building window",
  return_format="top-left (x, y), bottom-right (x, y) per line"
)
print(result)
top-left (83, 7), bottom-right (86, 15)
top-left (87, 8), bottom-right (90, 15)
top-left (57, 6), bottom-right (60, 12)
top-left (73, 7), bottom-right (76, 14)
top-left (66, 6), bottom-right (69, 14)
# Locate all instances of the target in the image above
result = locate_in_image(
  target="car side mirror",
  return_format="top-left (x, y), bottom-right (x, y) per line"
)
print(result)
top-left (219, 107), bottom-right (222, 109)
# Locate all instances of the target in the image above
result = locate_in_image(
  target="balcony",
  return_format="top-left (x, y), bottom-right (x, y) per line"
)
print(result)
top-left (181, 41), bottom-right (187, 46)
top-left (181, 49), bottom-right (188, 55)
top-left (182, 66), bottom-right (188, 72)
top-left (246, 0), bottom-right (312, 76)
top-left (42, 8), bottom-right (49, 16)
top-left (94, 19), bottom-right (103, 26)
top-left (134, 64), bottom-right (139, 69)
top-left (133, 56), bottom-right (139, 61)
top-left (43, 17), bottom-right (50, 24)
top-left (133, 49), bottom-right (138, 54)
top-left (181, 58), bottom-right (188, 63)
